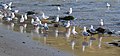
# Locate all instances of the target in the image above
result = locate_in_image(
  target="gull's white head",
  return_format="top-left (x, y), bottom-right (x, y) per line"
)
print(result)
top-left (90, 25), bottom-right (94, 29)
top-left (8, 2), bottom-right (13, 7)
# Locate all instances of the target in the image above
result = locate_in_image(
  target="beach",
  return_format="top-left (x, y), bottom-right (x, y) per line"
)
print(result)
top-left (0, 25), bottom-right (73, 56)
top-left (0, 0), bottom-right (120, 56)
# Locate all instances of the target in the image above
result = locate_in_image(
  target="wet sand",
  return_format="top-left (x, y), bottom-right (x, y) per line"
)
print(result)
top-left (31, 26), bottom-right (120, 56)
top-left (0, 21), bottom-right (120, 56)
top-left (0, 26), bottom-right (73, 56)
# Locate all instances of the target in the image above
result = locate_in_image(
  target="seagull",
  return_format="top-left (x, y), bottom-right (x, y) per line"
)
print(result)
top-left (57, 6), bottom-right (60, 11)
top-left (8, 2), bottom-right (13, 7)
top-left (64, 21), bottom-right (71, 31)
top-left (2, 4), bottom-right (8, 10)
top-left (44, 23), bottom-right (49, 31)
top-left (31, 18), bottom-right (34, 24)
top-left (82, 27), bottom-right (90, 51)
top-left (31, 18), bottom-right (38, 27)
top-left (8, 6), bottom-right (12, 10)
top-left (24, 13), bottom-right (28, 20)
top-left (65, 21), bottom-right (71, 28)
top-left (55, 15), bottom-right (59, 22)
top-left (87, 25), bottom-right (97, 35)
top-left (106, 3), bottom-right (111, 10)
top-left (68, 8), bottom-right (73, 14)
top-left (11, 12), bottom-right (15, 18)
top-left (5, 16), bottom-right (12, 22)
top-left (42, 12), bottom-right (49, 19)
top-left (100, 19), bottom-right (104, 26)
top-left (65, 8), bottom-right (73, 15)
top-left (82, 27), bottom-right (90, 37)
top-left (72, 26), bottom-right (78, 37)
top-left (14, 10), bottom-right (19, 13)
top-left (20, 15), bottom-right (25, 23)
top-left (35, 16), bottom-right (40, 22)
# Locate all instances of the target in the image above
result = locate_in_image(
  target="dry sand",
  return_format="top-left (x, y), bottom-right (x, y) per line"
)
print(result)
top-left (0, 26), bottom-right (73, 56)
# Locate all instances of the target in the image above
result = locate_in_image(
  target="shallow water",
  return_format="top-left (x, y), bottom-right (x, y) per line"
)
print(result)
top-left (0, 20), bottom-right (120, 56)
top-left (0, 0), bottom-right (120, 56)
top-left (0, 0), bottom-right (120, 31)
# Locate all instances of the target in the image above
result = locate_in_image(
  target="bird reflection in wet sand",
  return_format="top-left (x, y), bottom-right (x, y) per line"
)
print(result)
top-left (82, 40), bottom-right (88, 52)
top-left (89, 36), bottom-right (96, 48)
top-left (10, 22), bottom-right (14, 31)
top-left (70, 39), bottom-right (76, 50)
top-left (87, 25), bottom-right (97, 48)
top-left (33, 26), bottom-right (40, 34)
top-left (82, 27), bottom-right (90, 52)
top-left (6, 22), bottom-right (14, 31)
top-left (96, 19), bottom-right (105, 48)
top-left (55, 28), bottom-right (59, 38)
top-left (98, 34), bottom-right (103, 48)
top-left (65, 28), bottom-right (71, 41)
top-left (19, 24), bottom-right (27, 33)
top-left (43, 33), bottom-right (48, 44)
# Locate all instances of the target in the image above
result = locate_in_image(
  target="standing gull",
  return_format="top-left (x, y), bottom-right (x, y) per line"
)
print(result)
top-left (20, 15), bottom-right (25, 23)
top-left (82, 27), bottom-right (90, 52)
top-left (106, 3), bottom-right (111, 10)
top-left (57, 6), bottom-right (60, 11)
top-left (42, 12), bottom-right (49, 19)
top-left (72, 26), bottom-right (78, 38)
top-left (100, 19), bottom-right (104, 26)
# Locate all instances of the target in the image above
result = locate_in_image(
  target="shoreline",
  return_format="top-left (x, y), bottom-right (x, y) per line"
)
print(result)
top-left (0, 25), bottom-right (74, 56)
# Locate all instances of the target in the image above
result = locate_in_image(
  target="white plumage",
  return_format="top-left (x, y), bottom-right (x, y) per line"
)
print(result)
top-left (44, 23), bottom-right (49, 30)
top-left (20, 15), bottom-right (24, 23)
top-left (65, 21), bottom-right (70, 28)
top-left (11, 12), bottom-right (15, 18)
top-left (8, 6), bottom-right (12, 10)
top-left (107, 3), bottom-right (110, 7)
top-left (14, 10), bottom-right (19, 13)
top-left (2, 4), bottom-right (8, 9)
top-left (35, 16), bottom-right (40, 22)
top-left (55, 15), bottom-right (59, 22)
top-left (42, 12), bottom-right (49, 19)
top-left (55, 29), bottom-right (59, 37)
top-left (8, 2), bottom-right (13, 7)
top-left (31, 19), bottom-right (34, 24)
top-left (71, 41), bottom-right (75, 50)
top-left (69, 8), bottom-right (72, 14)
top-left (24, 13), bottom-right (28, 20)
top-left (65, 28), bottom-right (71, 40)
top-left (98, 37), bottom-right (102, 48)
top-left (72, 26), bottom-right (78, 35)
top-left (82, 46), bottom-right (85, 52)
top-left (6, 17), bottom-right (12, 21)
top-left (100, 19), bottom-right (104, 26)
top-left (57, 6), bottom-right (60, 11)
